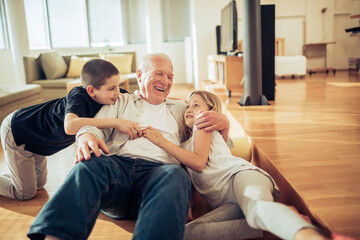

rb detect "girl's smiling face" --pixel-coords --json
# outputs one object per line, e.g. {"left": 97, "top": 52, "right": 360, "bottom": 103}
{"left": 184, "top": 94, "right": 211, "bottom": 128}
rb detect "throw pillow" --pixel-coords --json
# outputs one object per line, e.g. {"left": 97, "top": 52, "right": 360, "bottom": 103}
{"left": 102, "top": 53, "right": 133, "bottom": 74}
{"left": 66, "top": 56, "right": 94, "bottom": 78}
{"left": 38, "top": 51, "right": 68, "bottom": 79}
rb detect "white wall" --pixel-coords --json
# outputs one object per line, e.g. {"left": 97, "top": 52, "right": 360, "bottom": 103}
{"left": 0, "top": 50, "right": 16, "bottom": 85}
{"left": 334, "top": 0, "right": 360, "bottom": 65}
{"left": 258, "top": 0, "right": 306, "bottom": 56}
{"left": 5, "top": 0, "right": 29, "bottom": 85}
{"left": 190, "top": 0, "right": 228, "bottom": 89}
{"left": 305, "top": 0, "right": 335, "bottom": 44}
{"left": 275, "top": 18, "right": 305, "bottom": 56}
{"left": 144, "top": 0, "right": 187, "bottom": 85}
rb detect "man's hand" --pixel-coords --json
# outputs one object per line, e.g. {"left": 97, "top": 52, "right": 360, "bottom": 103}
{"left": 195, "top": 111, "right": 229, "bottom": 132}
{"left": 76, "top": 133, "right": 109, "bottom": 163}
{"left": 195, "top": 111, "right": 230, "bottom": 142}
{"left": 113, "top": 119, "right": 143, "bottom": 140}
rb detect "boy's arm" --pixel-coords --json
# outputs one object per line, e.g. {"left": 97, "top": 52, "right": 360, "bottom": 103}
{"left": 64, "top": 113, "right": 142, "bottom": 139}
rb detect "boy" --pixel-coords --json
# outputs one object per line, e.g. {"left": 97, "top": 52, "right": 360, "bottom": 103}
{"left": 0, "top": 59, "right": 131, "bottom": 200}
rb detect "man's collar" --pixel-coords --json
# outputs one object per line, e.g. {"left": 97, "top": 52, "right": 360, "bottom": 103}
{"left": 132, "top": 90, "right": 172, "bottom": 105}
{"left": 133, "top": 90, "right": 142, "bottom": 102}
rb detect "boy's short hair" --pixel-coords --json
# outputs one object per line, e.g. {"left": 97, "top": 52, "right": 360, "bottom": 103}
{"left": 81, "top": 59, "right": 119, "bottom": 89}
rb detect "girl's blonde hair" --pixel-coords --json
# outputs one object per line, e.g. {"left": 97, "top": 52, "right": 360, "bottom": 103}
{"left": 180, "top": 90, "right": 222, "bottom": 142}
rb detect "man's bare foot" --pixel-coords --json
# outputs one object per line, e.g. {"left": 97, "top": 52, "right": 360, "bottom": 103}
{"left": 45, "top": 235, "right": 62, "bottom": 240}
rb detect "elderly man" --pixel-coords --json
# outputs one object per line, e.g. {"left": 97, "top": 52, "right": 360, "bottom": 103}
{"left": 27, "top": 53, "right": 230, "bottom": 240}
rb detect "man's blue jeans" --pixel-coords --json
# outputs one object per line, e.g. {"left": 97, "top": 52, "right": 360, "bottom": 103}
{"left": 27, "top": 155, "right": 191, "bottom": 240}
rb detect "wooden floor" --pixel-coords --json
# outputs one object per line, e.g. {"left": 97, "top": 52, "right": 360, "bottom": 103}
{"left": 0, "top": 73, "right": 360, "bottom": 239}
{"left": 208, "top": 71, "right": 360, "bottom": 239}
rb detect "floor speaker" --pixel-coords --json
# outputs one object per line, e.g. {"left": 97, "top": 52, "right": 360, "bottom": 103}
{"left": 261, "top": 5, "right": 275, "bottom": 100}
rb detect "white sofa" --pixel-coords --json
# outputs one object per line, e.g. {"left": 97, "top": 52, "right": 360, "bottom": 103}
{"left": 275, "top": 56, "right": 307, "bottom": 78}
{"left": 0, "top": 84, "right": 42, "bottom": 123}
{"left": 23, "top": 51, "right": 137, "bottom": 102}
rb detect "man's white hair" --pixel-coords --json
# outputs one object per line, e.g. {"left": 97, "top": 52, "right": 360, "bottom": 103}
{"left": 138, "top": 53, "right": 172, "bottom": 72}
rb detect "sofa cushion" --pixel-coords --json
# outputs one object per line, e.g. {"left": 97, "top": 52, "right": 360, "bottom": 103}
{"left": 38, "top": 51, "right": 68, "bottom": 79}
{"left": 23, "top": 56, "right": 45, "bottom": 84}
{"left": 66, "top": 56, "right": 95, "bottom": 78}
{"left": 230, "top": 136, "right": 251, "bottom": 162}
{"left": 32, "top": 78, "right": 76, "bottom": 88}
{"left": 102, "top": 53, "right": 133, "bottom": 74}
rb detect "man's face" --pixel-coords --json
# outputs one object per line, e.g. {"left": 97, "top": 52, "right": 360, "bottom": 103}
{"left": 137, "top": 56, "right": 174, "bottom": 105}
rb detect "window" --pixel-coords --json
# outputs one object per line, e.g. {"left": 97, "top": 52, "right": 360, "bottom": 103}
{"left": 88, "top": 0, "right": 125, "bottom": 47}
{"left": 24, "top": 0, "right": 128, "bottom": 49}
{"left": 161, "top": 0, "right": 190, "bottom": 42}
{"left": 47, "top": 0, "right": 88, "bottom": 48}
{"left": 24, "top": 0, "right": 49, "bottom": 49}
{"left": 0, "top": 0, "right": 8, "bottom": 49}
{"left": 122, "top": 0, "right": 146, "bottom": 44}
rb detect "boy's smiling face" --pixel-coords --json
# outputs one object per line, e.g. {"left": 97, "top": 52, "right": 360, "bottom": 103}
{"left": 89, "top": 73, "right": 121, "bottom": 105}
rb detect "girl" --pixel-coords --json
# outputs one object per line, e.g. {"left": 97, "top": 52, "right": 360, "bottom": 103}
{"left": 143, "top": 90, "right": 329, "bottom": 240}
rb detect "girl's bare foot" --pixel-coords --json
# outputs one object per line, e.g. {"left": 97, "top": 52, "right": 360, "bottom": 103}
{"left": 294, "top": 228, "right": 329, "bottom": 240}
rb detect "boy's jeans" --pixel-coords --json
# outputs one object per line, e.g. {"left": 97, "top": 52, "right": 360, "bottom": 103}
{"left": 27, "top": 155, "right": 191, "bottom": 240}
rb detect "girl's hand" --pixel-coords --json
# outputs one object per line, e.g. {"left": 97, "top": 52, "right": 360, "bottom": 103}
{"left": 142, "top": 126, "right": 166, "bottom": 147}
{"left": 113, "top": 119, "right": 142, "bottom": 140}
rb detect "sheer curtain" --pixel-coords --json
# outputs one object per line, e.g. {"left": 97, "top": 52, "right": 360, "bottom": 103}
{"left": 47, "top": 0, "right": 88, "bottom": 48}
{"left": 24, "top": 0, "right": 49, "bottom": 49}
{"left": 161, "top": 0, "right": 190, "bottom": 42}
{"left": 0, "top": 1, "right": 8, "bottom": 49}
{"left": 122, "top": 0, "right": 146, "bottom": 44}
{"left": 88, "top": 0, "right": 125, "bottom": 47}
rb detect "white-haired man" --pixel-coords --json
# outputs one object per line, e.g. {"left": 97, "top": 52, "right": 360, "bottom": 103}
{"left": 28, "top": 53, "right": 230, "bottom": 240}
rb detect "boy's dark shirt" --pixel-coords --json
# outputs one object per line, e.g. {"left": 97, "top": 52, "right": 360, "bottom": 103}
{"left": 11, "top": 86, "right": 128, "bottom": 156}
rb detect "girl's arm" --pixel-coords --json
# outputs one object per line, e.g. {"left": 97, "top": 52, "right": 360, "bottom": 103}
{"left": 194, "top": 111, "right": 229, "bottom": 143}
{"left": 64, "top": 113, "right": 142, "bottom": 139}
{"left": 143, "top": 126, "right": 212, "bottom": 172}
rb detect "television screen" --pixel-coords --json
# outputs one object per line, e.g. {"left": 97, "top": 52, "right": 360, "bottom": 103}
{"left": 220, "top": 0, "right": 238, "bottom": 54}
